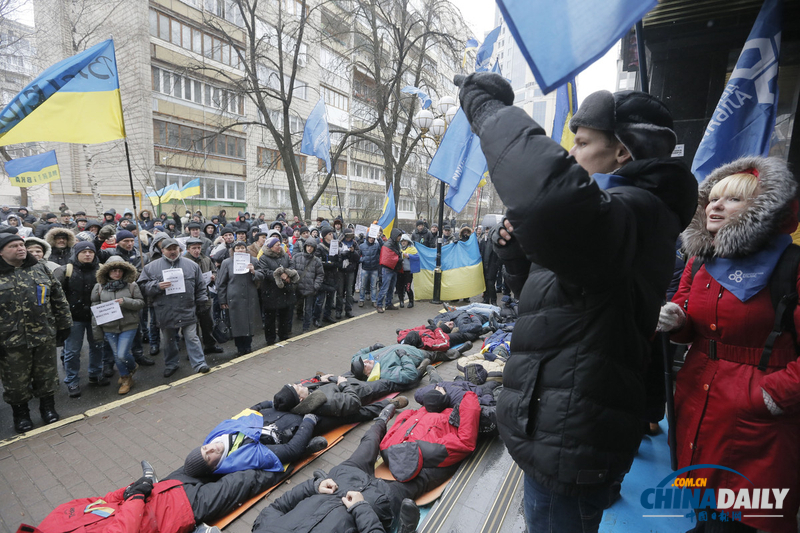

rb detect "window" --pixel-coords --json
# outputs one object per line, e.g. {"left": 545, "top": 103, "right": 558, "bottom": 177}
{"left": 321, "top": 85, "right": 348, "bottom": 111}
{"left": 151, "top": 66, "right": 244, "bottom": 114}
{"left": 257, "top": 147, "right": 307, "bottom": 172}
{"left": 150, "top": 9, "right": 243, "bottom": 69}
{"left": 318, "top": 159, "right": 347, "bottom": 174}
{"left": 257, "top": 65, "right": 308, "bottom": 99}
{"left": 260, "top": 187, "right": 293, "bottom": 207}
{"left": 154, "top": 119, "right": 245, "bottom": 160}
{"left": 353, "top": 162, "right": 384, "bottom": 181}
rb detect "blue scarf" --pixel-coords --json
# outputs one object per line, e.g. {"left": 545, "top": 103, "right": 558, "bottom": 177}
{"left": 704, "top": 234, "right": 792, "bottom": 302}
{"left": 593, "top": 173, "right": 632, "bottom": 190}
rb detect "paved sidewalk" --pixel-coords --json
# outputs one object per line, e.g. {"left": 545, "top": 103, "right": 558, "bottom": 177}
{"left": 0, "top": 301, "right": 470, "bottom": 533}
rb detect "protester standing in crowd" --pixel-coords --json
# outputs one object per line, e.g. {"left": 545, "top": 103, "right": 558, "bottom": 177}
{"left": 138, "top": 239, "right": 211, "bottom": 377}
{"left": 376, "top": 228, "right": 403, "bottom": 313}
{"left": 0, "top": 233, "right": 72, "bottom": 433}
{"left": 183, "top": 237, "right": 223, "bottom": 355}
{"left": 24, "top": 236, "right": 60, "bottom": 273}
{"left": 358, "top": 233, "right": 381, "bottom": 307}
{"left": 457, "top": 71, "right": 697, "bottom": 531}
{"left": 335, "top": 228, "right": 360, "bottom": 319}
{"left": 396, "top": 235, "right": 417, "bottom": 308}
{"left": 293, "top": 237, "right": 324, "bottom": 333}
{"left": 659, "top": 157, "right": 800, "bottom": 533}
{"left": 45, "top": 227, "right": 75, "bottom": 267}
{"left": 314, "top": 228, "right": 340, "bottom": 326}
{"left": 91, "top": 256, "right": 145, "bottom": 395}
{"left": 217, "top": 241, "right": 264, "bottom": 356}
{"left": 411, "top": 220, "right": 435, "bottom": 248}
{"left": 259, "top": 236, "right": 299, "bottom": 345}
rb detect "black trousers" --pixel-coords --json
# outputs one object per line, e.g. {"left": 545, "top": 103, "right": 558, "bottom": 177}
{"left": 264, "top": 306, "right": 293, "bottom": 344}
{"left": 196, "top": 306, "right": 216, "bottom": 347}
{"left": 265, "top": 417, "right": 315, "bottom": 463}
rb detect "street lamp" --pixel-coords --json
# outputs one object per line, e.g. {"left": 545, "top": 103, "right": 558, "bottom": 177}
{"left": 413, "top": 96, "right": 459, "bottom": 304}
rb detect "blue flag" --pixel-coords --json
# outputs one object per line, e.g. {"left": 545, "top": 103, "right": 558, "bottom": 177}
{"left": 401, "top": 86, "right": 432, "bottom": 110}
{"left": 475, "top": 26, "right": 501, "bottom": 72}
{"left": 4, "top": 150, "right": 60, "bottom": 187}
{"left": 691, "top": 0, "right": 781, "bottom": 182}
{"left": 496, "top": 0, "right": 657, "bottom": 93}
{"left": 377, "top": 184, "right": 396, "bottom": 235}
{"left": 427, "top": 109, "right": 488, "bottom": 213}
{"left": 300, "top": 99, "right": 332, "bottom": 173}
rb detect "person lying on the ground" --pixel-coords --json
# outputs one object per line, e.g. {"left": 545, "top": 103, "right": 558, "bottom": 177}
{"left": 349, "top": 339, "right": 471, "bottom": 389}
{"left": 182, "top": 409, "right": 328, "bottom": 478}
{"left": 272, "top": 375, "right": 404, "bottom": 421}
{"left": 415, "top": 367, "right": 501, "bottom": 434}
{"left": 380, "top": 386, "right": 481, "bottom": 483}
{"left": 396, "top": 325, "right": 478, "bottom": 353}
{"left": 252, "top": 405, "right": 455, "bottom": 533}
{"left": 22, "top": 462, "right": 288, "bottom": 533}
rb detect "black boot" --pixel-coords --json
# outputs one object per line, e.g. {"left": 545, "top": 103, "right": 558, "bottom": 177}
{"left": 408, "top": 291, "right": 414, "bottom": 308}
{"left": 375, "top": 403, "right": 396, "bottom": 423}
{"left": 397, "top": 498, "right": 420, "bottom": 533}
{"left": 11, "top": 403, "right": 33, "bottom": 433}
{"left": 39, "top": 395, "right": 60, "bottom": 425}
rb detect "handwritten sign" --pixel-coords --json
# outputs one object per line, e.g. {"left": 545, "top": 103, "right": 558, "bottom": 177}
{"left": 355, "top": 224, "right": 368, "bottom": 237}
{"left": 233, "top": 252, "right": 250, "bottom": 274}
{"left": 91, "top": 300, "right": 123, "bottom": 325}
{"left": 163, "top": 268, "right": 185, "bottom": 294}
{"left": 368, "top": 224, "right": 380, "bottom": 239}
{"left": 201, "top": 270, "right": 213, "bottom": 286}
{"left": 329, "top": 239, "right": 339, "bottom": 256}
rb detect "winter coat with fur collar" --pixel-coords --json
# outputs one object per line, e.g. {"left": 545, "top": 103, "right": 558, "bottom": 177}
{"left": 671, "top": 156, "right": 800, "bottom": 533}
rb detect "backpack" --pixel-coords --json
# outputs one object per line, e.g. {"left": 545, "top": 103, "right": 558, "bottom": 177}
{"left": 688, "top": 243, "right": 800, "bottom": 370}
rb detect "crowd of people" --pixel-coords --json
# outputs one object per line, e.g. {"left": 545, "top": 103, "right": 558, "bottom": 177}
{"left": 0, "top": 203, "right": 504, "bottom": 436}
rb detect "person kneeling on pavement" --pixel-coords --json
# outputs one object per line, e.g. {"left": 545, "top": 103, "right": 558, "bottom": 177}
{"left": 21, "top": 461, "right": 289, "bottom": 533}
{"left": 183, "top": 409, "right": 328, "bottom": 478}
{"left": 252, "top": 405, "right": 450, "bottom": 533}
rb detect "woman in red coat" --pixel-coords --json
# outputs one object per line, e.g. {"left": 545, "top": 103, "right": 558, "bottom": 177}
{"left": 659, "top": 156, "right": 800, "bottom": 533}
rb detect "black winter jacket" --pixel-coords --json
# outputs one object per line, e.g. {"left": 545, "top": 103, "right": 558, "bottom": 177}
{"left": 54, "top": 259, "right": 99, "bottom": 323}
{"left": 259, "top": 247, "right": 297, "bottom": 309}
{"left": 315, "top": 241, "right": 340, "bottom": 289}
{"left": 292, "top": 250, "right": 323, "bottom": 297}
{"left": 411, "top": 227, "right": 435, "bottom": 248}
{"left": 253, "top": 468, "right": 391, "bottom": 533}
{"left": 478, "top": 105, "right": 697, "bottom": 496}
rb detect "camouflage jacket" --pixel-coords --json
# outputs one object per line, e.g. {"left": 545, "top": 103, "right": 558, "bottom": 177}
{"left": 0, "top": 254, "right": 72, "bottom": 348}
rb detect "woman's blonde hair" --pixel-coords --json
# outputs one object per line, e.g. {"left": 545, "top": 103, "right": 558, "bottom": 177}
{"left": 708, "top": 173, "right": 759, "bottom": 202}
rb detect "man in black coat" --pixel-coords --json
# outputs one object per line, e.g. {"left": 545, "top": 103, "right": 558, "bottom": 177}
{"left": 456, "top": 73, "right": 698, "bottom": 531}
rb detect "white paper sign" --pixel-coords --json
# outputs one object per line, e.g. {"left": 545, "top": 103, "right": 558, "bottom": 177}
{"left": 671, "top": 144, "right": 685, "bottom": 158}
{"left": 163, "top": 268, "right": 185, "bottom": 294}
{"left": 18, "top": 226, "right": 32, "bottom": 237}
{"left": 368, "top": 224, "right": 380, "bottom": 238}
{"left": 355, "top": 224, "right": 369, "bottom": 237}
{"left": 91, "top": 300, "right": 123, "bottom": 325}
{"left": 175, "top": 237, "right": 189, "bottom": 251}
{"left": 259, "top": 223, "right": 271, "bottom": 234}
{"left": 233, "top": 252, "right": 250, "bottom": 274}
{"left": 201, "top": 270, "right": 213, "bottom": 286}
{"left": 329, "top": 239, "right": 339, "bottom": 256}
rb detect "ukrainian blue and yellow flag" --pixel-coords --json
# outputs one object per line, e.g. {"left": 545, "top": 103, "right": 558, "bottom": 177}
{"left": 180, "top": 178, "right": 201, "bottom": 199}
{"left": 463, "top": 38, "right": 479, "bottom": 67}
{"left": 4, "top": 150, "right": 60, "bottom": 187}
{"left": 377, "top": 184, "right": 396, "bottom": 235}
{"left": 147, "top": 183, "right": 180, "bottom": 206}
{"left": 0, "top": 39, "right": 125, "bottom": 147}
{"left": 414, "top": 233, "right": 485, "bottom": 300}
{"left": 551, "top": 78, "right": 577, "bottom": 149}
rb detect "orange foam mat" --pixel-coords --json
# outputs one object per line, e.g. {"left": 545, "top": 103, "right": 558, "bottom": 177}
{"left": 374, "top": 463, "right": 451, "bottom": 506}
{"left": 211, "top": 392, "right": 400, "bottom": 529}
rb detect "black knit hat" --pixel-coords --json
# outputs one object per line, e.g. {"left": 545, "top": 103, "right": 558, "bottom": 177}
{"left": 402, "top": 330, "right": 423, "bottom": 348}
{"left": 422, "top": 389, "right": 449, "bottom": 413}
{"left": 73, "top": 241, "right": 96, "bottom": 255}
{"left": 321, "top": 227, "right": 333, "bottom": 238}
{"left": 351, "top": 357, "right": 366, "bottom": 379}
{"left": 273, "top": 384, "right": 300, "bottom": 411}
{"left": 184, "top": 447, "right": 214, "bottom": 478}
{"left": 220, "top": 227, "right": 234, "bottom": 235}
{"left": 0, "top": 233, "right": 23, "bottom": 251}
{"left": 299, "top": 226, "right": 310, "bottom": 234}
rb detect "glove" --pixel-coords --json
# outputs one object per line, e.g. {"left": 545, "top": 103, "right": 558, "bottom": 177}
{"left": 455, "top": 72, "right": 515, "bottom": 133}
{"left": 369, "top": 343, "right": 384, "bottom": 352}
{"left": 56, "top": 328, "right": 71, "bottom": 346}
{"left": 123, "top": 477, "right": 153, "bottom": 501}
{"left": 303, "top": 413, "right": 319, "bottom": 424}
{"left": 657, "top": 302, "right": 686, "bottom": 332}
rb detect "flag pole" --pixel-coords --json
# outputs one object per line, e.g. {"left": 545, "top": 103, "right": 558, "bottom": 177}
{"left": 634, "top": 20, "right": 649, "bottom": 93}
{"left": 124, "top": 139, "right": 147, "bottom": 267}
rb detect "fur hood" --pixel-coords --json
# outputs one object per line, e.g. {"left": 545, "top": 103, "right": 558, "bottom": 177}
{"left": 24, "top": 236, "right": 52, "bottom": 259}
{"left": 261, "top": 245, "right": 284, "bottom": 259}
{"left": 682, "top": 156, "right": 798, "bottom": 259}
{"left": 96, "top": 257, "right": 138, "bottom": 284}
{"left": 45, "top": 227, "right": 76, "bottom": 248}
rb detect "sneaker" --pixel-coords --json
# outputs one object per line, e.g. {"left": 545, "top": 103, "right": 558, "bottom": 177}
{"left": 141, "top": 460, "right": 159, "bottom": 483}
{"left": 358, "top": 301, "right": 364, "bottom": 307}
{"left": 67, "top": 383, "right": 81, "bottom": 398}
{"left": 88, "top": 375, "right": 110, "bottom": 387}
{"left": 193, "top": 524, "right": 222, "bottom": 533}
{"left": 427, "top": 366, "right": 443, "bottom": 384}
{"left": 305, "top": 436, "right": 328, "bottom": 455}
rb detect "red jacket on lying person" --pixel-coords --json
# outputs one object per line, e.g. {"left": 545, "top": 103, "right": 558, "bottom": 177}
{"left": 379, "top": 391, "right": 480, "bottom": 482}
